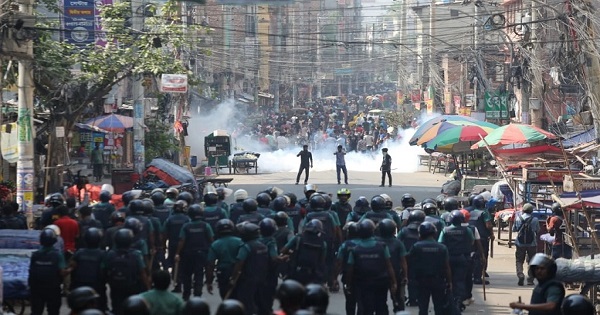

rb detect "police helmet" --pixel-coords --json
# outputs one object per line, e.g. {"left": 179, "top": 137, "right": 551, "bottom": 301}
{"left": 422, "top": 202, "right": 438, "bottom": 216}
{"left": 216, "top": 300, "right": 245, "bottom": 315}
{"left": 408, "top": 210, "right": 426, "bottom": 224}
{"left": 188, "top": 204, "right": 204, "bottom": 220}
{"left": 259, "top": 218, "right": 277, "bottom": 237}
{"left": 49, "top": 193, "right": 65, "bottom": 207}
{"left": 435, "top": 194, "right": 446, "bottom": 209}
{"left": 304, "top": 184, "right": 318, "bottom": 195}
{"left": 529, "top": 253, "right": 557, "bottom": 278}
{"left": 67, "top": 286, "right": 99, "bottom": 312}
{"left": 370, "top": 195, "right": 386, "bottom": 211}
{"left": 276, "top": 280, "right": 307, "bottom": 309}
{"left": 123, "top": 295, "right": 150, "bottom": 315}
{"left": 216, "top": 187, "right": 228, "bottom": 200}
{"left": 378, "top": 219, "right": 397, "bottom": 238}
{"left": 418, "top": 221, "right": 437, "bottom": 239}
{"left": 380, "top": 194, "right": 393, "bottom": 209}
{"left": 472, "top": 195, "right": 486, "bottom": 209}
{"left": 273, "top": 196, "right": 288, "bottom": 211}
{"left": 173, "top": 200, "right": 188, "bottom": 213}
{"left": 305, "top": 219, "right": 323, "bottom": 233}
{"left": 84, "top": 227, "right": 103, "bottom": 248}
{"left": 40, "top": 228, "right": 58, "bottom": 246}
{"left": 444, "top": 197, "right": 459, "bottom": 211}
{"left": 121, "top": 191, "right": 137, "bottom": 206}
{"left": 274, "top": 211, "right": 289, "bottom": 226}
{"left": 467, "top": 193, "right": 478, "bottom": 206}
{"left": 151, "top": 191, "right": 166, "bottom": 206}
{"left": 124, "top": 217, "right": 143, "bottom": 235}
{"left": 401, "top": 194, "right": 416, "bottom": 208}
{"left": 358, "top": 219, "right": 376, "bottom": 239}
{"left": 449, "top": 210, "right": 465, "bottom": 226}
{"left": 561, "top": 294, "right": 594, "bottom": 315}
{"left": 141, "top": 199, "right": 154, "bottom": 215}
{"left": 128, "top": 199, "right": 145, "bottom": 215}
{"left": 166, "top": 187, "right": 179, "bottom": 199}
{"left": 337, "top": 188, "right": 351, "bottom": 199}
{"left": 551, "top": 202, "right": 563, "bottom": 215}
{"left": 242, "top": 198, "right": 258, "bottom": 213}
{"left": 441, "top": 212, "right": 452, "bottom": 226}
{"left": 114, "top": 228, "right": 134, "bottom": 249}
{"left": 522, "top": 203, "right": 534, "bottom": 214}
{"left": 310, "top": 194, "right": 326, "bottom": 211}
{"left": 178, "top": 191, "right": 194, "bottom": 205}
{"left": 216, "top": 219, "right": 235, "bottom": 235}
{"left": 421, "top": 198, "right": 436, "bottom": 208}
{"left": 265, "top": 186, "right": 283, "bottom": 200}
{"left": 319, "top": 193, "right": 333, "bottom": 210}
{"left": 99, "top": 190, "right": 111, "bottom": 202}
{"left": 234, "top": 189, "right": 249, "bottom": 201}
{"left": 354, "top": 196, "right": 370, "bottom": 214}
{"left": 110, "top": 211, "right": 126, "bottom": 224}
{"left": 183, "top": 297, "right": 210, "bottom": 315}
{"left": 460, "top": 209, "right": 471, "bottom": 222}
{"left": 47, "top": 224, "right": 61, "bottom": 236}
{"left": 346, "top": 222, "right": 359, "bottom": 239}
{"left": 256, "top": 193, "right": 272, "bottom": 207}
{"left": 304, "top": 283, "right": 329, "bottom": 315}
{"left": 203, "top": 193, "right": 219, "bottom": 206}
{"left": 238, "top": 222, "right": 261, "bottom": 241}
{"left": 284, "top": 192, "right": 298, "bottom": 206}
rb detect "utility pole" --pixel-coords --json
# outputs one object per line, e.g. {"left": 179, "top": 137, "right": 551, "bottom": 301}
{"left": 273, "top": 6, "right": 282, "bottom": 112}
{"left": 17, "top": 0, "right": 35, "bottom": 223}
{"left": 581, "top": 0, "right": 600, "bottom": 137}
{"left": 428, "top": 0, "right": 435, "bottom": 108}
{"left": 397, "top": 0, "right": 406, "bottom": 93}
{"left": 316, "top": 16, "right": 322, "bottom": 99}
{"left": 131, "top": 0, "right": 145, "bottom": 175}
{"left": 529, "top": 0, "right": 543, "bottom": 127}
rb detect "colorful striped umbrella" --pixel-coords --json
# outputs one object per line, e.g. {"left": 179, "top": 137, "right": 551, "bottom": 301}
{"left": 471, "top": 123, "right": 557, "bottom": 149}
{"left": 416, "top": 121, "right": 497, "bottom": 146}
{"left": 422, "top": 125, "right": 496, "bottom": 149}
{"left": 84, "top": 113, "right": 134, "bottom": 133}
{"left": 409, "top": 115, "right": 498, "bottom": 145}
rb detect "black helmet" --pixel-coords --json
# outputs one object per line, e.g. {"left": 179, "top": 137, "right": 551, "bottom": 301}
{"left": 265, "top": 187, "right": 281, "bottom": 200}
{"left": 529, "top": 253, "right": 557, "bottom": 278}
{"left": 310, "top": 194, "right": 326, "bottom": 210}
{"left": 422, "top": 202, "right": 438, "bottom": 216}
{"left": 188, "top": 204, "right": 204, "bottom": 220}
{"left": 377, "top": 219, "right": 397, "bottom": 238}
{"left": 40, "top": 228, "right": 58, "bottom": 246}
{"left": 354, "top": 196, "right": 370, "bottom": 214}
{"left": 358, "top": 219, "right": 376, "bottom": 239}
{"left": 467, "top": 193, "right": 478, "bottom": 206}
{"left": 242, "top": 198, "right": 258, "bottom": 213}
{"left": 141, "top": 199, "right": 154, "bottom": 215}
{"left": 123, "top": 295, "right": 150, "bottom": 315}
{"left": 256, "top": 193, "right": 272, "bottom": 207}
{"left": 370, "top": 195, "right": 386, "bottom": 211}
{"left": 401, "top": 194, "right": 416, "bottom": 208}
{"left": 110, "top": 211, "right": 126, "bottom": 224}
{"left": 273, "top": 196, "right": 288, "bottom": 211}
{"left": 284, "top": 192, "right": 298, "bottom": 205}
{"left": 449, "top": 210, "right": 464, "bottom": 226}
{"left": 319, "top": 193, "right": 333, "bottom": 210}
{"left": 183, "top": 297, "right": 210, "bottom": 315}
{"left": 121, "top": 191, "right": 137, "bottom": 206}
{"left": 128, "top": 199, "right": 145, "bottom": 215}
{"left": 421, "top": 198, "right": 436, "bottom": 207}
{"left": 173, "top": 200, "right": 188, "bottom": 213}
{"left": 84, "top": 227, "right": 103, "bottom": 248}
{"left": 419, "top": 221, "right": 437, "bottom": 239}
{"left": 346, "top": 222, "right": 359, "bottom": 239}
{"left": 124, "top": 217, "right": 142, "bottom": 235}
{"left": 216, "top": 187, "right": 227, "bottom": 200}
{"left": 551, "top": 202, "right": 562, "bottom": 215}
{"left": 441, "top": 212, "right": 452, "bottom": 225}
{"left": 472, "top": 195, "right": 486, "bottom": 209}
{"left": 178, "top": 191, "right": 194, "bottom": 205}
{"left": 238, "top": 222, "right": 261, "bottom": 241}
{"left": 259, "top": 218, "right": 277, "bottom": 237}
{"left": 151, "top": 191, "right": 166, "bottom": 206}
{"left": 216, "top": 300, "right": 245, "bottom": 315}
{"left": 435, "top": 194, "right": 446, "bottom": 209}
{"left": 444, "top": 197, "right": 459, "bottom": 211}
{"left": 276, "top": 280, "right": 306, "bottom": 309}
{"left": 408, "top": 210, "right": 426, "bottom": 224}
{"left": 561, "top": 294, "right": 594, "bottom": 315}
{"left": 166, "top": 187, "right": 179, "bottom": 199}
{"left": 49, "top": 193, "right": 65, "bottom": 207}
{"left": 114, "top": 228, "right": 134, "bottom": 249}
{"left": 99, "top": 190, "right": 111, "bottom": 202}
{"left": 380, "top": 194, "right": 393, "bottom": 209}
{"left": 67, "top": 286, "right": 99, "bottom": 312}
{"left": 274, "top": 211, "right": 289, "bottom": 226}
{"left": 304, "top": 283, "right": 329, "bottom": 314}
{"left": 216, "top": 219, "right": 235, "bottom": 235}
{"left": 304, "top": 219, "right": 323, "bottom": 233}
{"left": 203, "top": 193, "right": 219, "bottom": 206}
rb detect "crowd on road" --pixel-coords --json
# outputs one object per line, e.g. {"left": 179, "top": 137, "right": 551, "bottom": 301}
{"left": 0, "top": 182, "right": 596, "bottom": 315}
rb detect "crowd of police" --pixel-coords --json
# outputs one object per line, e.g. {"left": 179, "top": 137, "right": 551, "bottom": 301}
{"left": 12, "top": 183, "right": 599, "bottom": 315}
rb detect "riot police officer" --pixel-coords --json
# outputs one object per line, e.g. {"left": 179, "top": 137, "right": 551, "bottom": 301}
{"left": 284, "top": 192, "right": 304, "bottom": 232}
{"left": 422, "top": 202, "right": 444, "bottom": 239}
{"left": 164, "top": 187, "right": 179, "bottom": 207}
{"left": 398, "top": 209, "right": 426, "bottom": 307}
{"left": 275, "top": 280, "right": 307, "bottom": 315}
{"left": 282, "top": 219, "right": 327, "bottom": 285}
{"left": 151, "top": 191, "right": 170, "bottom": 225}
{"left": 469, "top": 194, "right": 493, "bottom": 285}
{"left": 206, "top": 219, "right": 244, "bottom": 299}
{"left": 128, "top": 200, "right": 155, "bottom": 255}
{"left": 203, "top": 192, "right": 229, "bottom": 230}
{"left": 175, "top": 204, "right": 214, "bottom": 300}
{"left": 124, "top": 217, "right": 150, "bottom": 268}
{"left": 273, "top": 196, "right": 297, "bottom": 234}
{"left": 399, "top": 193, "right": 416, "bottom": 227}
{"left": 273, "top": 211, "right": 294, "bottom": 279}
{"left": 69, "top": 228, "right": 107, "bottom": 311}
{"left": 299, "top": 184, "right": 318, "bottom": 211}
{"left": 561, "top": 294, "right": 594, "bottom": 315}
{"left": 229, "top": 189, "right": 248, "bottom": 224}
{"left": 40, "top": 193, "right": 66, "bottom": 228}
{"left": 67, "top": 286, "right": 100, "bottom": 315}
{"left": 377, "top": 219, "right": 407, "bottom": 311}
{"left": 332, "top": 188, "right": 353, "bottom": 228}
{"left": 362, "top": 195, "right": 393, "bottom": 227}
{"left": 183, "top": 297, "right": 210, "bottom": 315}
{"left": 346, "top": 196, "right": 370, "bottom": 224}
{"left": 216, "top": 187, "right": 231, "bottom": 216}
{"left": 256, "top": 193, "right": 274, "bottom": 217}
{"left": 216, "top": 300, "right": 246, "bottom": 315}
{"left": 334, "top": 222, "right": 359, "bottom": 315}
{"left": 258, "top": 218, "right": 282, "bottom": 315}
{"left": 304, "top": 283, "right": 330, "bottom": 315}
{"left": 105, "top": 211, "right": 126, "bottom": 249}
{"left": 163, "top": 199, "right": 190, "bottom": 292}
{"left": 237, "top": 198, "right": 265, "bottom": 225}
{"left": 380, "top": 194, "right": 402, "bottom": 228}
{"left": 178, "top": 191, "right": 195, "bottom": 207}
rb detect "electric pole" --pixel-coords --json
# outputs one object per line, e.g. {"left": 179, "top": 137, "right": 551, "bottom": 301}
{"left": 529, "top": 0, "right": 543, "bottom": 127}
{"left": 274, "top": 6, "right": 282, "bottom": 112}
{"left": 131, "top": 0, "right": 145, "bottom": 175}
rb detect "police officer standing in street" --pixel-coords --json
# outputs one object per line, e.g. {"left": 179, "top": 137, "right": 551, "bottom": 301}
{"left": 202, "top": 192, "right": 229, "bottom": 230}
{"left": 361, "top": 196, "right": 393, "bottom": 227}
{"left": 398, "top": 209, "right": 425, "bottom": 307}
{"left": 229, "top": 189, "right": 248, "bottom": 224}
{"left": 379, "top": 148, "right": 392, "bottom": 187}
{"left": 69, "top": 228, "right": 107, "bottom": 312}
{"left": 163, "top": 200, "right": 190, "bottom": 292}
{"left": 332, "top": 189, "right": 353, "bottom": 229}
{"left": 469, "top": 194, "right": 494, "bottom": 285}
{"left": 281, "top": 219, "right": 328, "bottom": 285}
{"left": 399, "top": 194, "right": 416, "bottom": 227}
{"left": 296, "top": 144, "right": 313, "bottom": 185}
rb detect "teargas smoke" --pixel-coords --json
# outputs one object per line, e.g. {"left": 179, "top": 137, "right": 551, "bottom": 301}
{"left": 188, "top": 99, "right": 429, "bottom": 174}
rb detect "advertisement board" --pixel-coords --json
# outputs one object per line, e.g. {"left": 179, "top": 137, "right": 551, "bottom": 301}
{"left": 63, "top": 0, "right": 95, "bottom": 46}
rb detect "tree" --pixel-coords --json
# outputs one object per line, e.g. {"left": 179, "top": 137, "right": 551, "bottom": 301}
{"left": 27, "top": 0, "right": 198, "bottom": 192}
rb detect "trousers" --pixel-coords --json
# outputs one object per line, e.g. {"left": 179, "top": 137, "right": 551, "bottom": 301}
{"left": 551, "top": 243, "right": 572, "bottom": 259}
{"left": 356, "top": 284, "right": 389, "bottom": 315}
{"left": 449, "top": 255, "right": 467, "bottom": 304}
{"left": 381, "top": 170, "right": 392, "bottom": 186}
{"left": 296, "top": 165, "right": 310, "bottom": 183}
{"left": 515, "top": 245, "right": 536, "bottom": 280}
{"left": 337, "top": 164, "right": 348, "bottom": 183}
{"left": 416, "top": 277, "right": 446, "bottom": 315}
{"left": 473, "top": 237, "right": 489, "bottom": 280}
{"left": 180, "top": 254, "right": 206, "bottom": 299}
{"left": 217, "top": 267, "right": 233, "bottom": 299}
{"left": 30, "top": 286, "right": 62, "bottom": 315}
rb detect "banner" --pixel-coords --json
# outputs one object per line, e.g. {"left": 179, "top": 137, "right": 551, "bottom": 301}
{"left": 444, "top": 92, "right": 452, "bottom": 114}
{"left": 94, "top": 0, "right": 113, "bottom": 46}
{"left": 426, "top": 99, "right": 434, "bottom": 115}
{"left": 1, "top": 123, "right": 18, "bottom": 163}
{"left": 63, "top": 0, "right": 95, "bottom": 46}
{"left": 160, "top": 74, "right": 188, "bottom": 93}
{"left": 484, "top": 91, "right": 509, "bottom": 119}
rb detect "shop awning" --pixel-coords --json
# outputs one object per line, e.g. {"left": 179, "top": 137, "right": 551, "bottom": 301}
{"left": 562, "top": 128, "right": 595, "bottom": 148}
{"left": 554, "top": 191, "right": 600, "bottom": 208}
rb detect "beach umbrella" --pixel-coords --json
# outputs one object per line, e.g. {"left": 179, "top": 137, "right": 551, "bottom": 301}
{"left": 422, "top": 125, "right": 495, "bottom": 149}
{"left": 416, "top": 121, "right": 497, "bottom": 146}
{"left": 410, "top": 115, "right": 498, "bottom": 145}
{"left": 471, "top": 123, "right": 557, "bottom": 149}
{"left": 84, "top": 114, "right": 134, "bottom": 133}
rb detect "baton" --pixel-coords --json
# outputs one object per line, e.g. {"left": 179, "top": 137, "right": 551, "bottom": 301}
{"left": 224, "top": 272, "right": 241, "bottom": 300}
{"left": 490, "top": 238, "right": 494, "bottom": 259}
{"left": 482, "top": 268, "right": 487, "bottom": 301}
{"left": 173, "top": 260, "right": 180, "bottom": 284}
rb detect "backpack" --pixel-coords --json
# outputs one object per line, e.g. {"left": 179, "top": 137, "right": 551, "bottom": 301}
{"left": 517, "top": 214, "right": 535, "bottom": 245}
{"left": 106, "top": 250, "right": 138, "bottom": 287}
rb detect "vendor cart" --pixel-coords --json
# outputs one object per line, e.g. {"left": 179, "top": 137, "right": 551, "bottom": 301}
{"left": 231, "top": 152, "right": 260, "bottom": 174}
{"left": 205, "top": 131, "right": 232, "bottom": 175}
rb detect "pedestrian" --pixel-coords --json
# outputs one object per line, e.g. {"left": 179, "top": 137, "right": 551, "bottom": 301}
{"left": 91, "top": 142, "right": 104, "bottom": 182}
{"left": 547, "top": 203, "right": 572, "bottom": 259}
{"left": 377, "top": 219, "right": 408, "bottom": 311}
{"left": 379, "top": 148, "right": 392, "bottom": 187}
{"left": 509, "top": 254, "right": 565, "bottom": 315}
{"left": 139, "top": 270, "right": 185, "bottom": 315}
{"left": 296, "top": 144, "right": 313, "bottom": 185}
{"left": 69, "top": 228, "right": 107, "bottom": 311}
{"left": 334, "top": 145, "right": 348, "bottom": 185}
{"left": 513, "top": 203, "right": 540, "bottom": 286}
{"left": 206, "top": 219, "right": 244, "bottom": 299}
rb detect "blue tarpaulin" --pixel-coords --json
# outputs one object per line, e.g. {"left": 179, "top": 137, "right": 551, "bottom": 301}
{"left": 562, "top": 128, "right": 595, "bottom": 148}
{"left": 145, "top": 159, "right": 197, "bottom": 187}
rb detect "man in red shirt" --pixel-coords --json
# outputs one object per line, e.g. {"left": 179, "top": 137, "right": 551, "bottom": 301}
{"left": 547, "top": 203, "right": 572, "bottom": 259}
{"left": 54, "top": 205, "right": 80, "bottom": 258}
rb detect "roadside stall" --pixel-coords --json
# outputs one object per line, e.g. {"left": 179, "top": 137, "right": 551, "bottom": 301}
{"left": 204, "top": 130, "right": 232, "bottom": 175}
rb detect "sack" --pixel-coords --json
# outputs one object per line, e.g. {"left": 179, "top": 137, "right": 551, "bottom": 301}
{"left": 517, "top": 214, "right": 534, "bottom": 244}
{"left": 106, "top": 250, "right": 137, "bottom": 287}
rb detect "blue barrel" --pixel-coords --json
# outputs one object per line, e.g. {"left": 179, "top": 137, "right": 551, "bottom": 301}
{"left": 191, "top": 156, "right": 198, "bottom": 167}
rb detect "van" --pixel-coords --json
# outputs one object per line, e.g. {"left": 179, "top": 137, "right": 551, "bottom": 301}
{"left": 366, "top": 109, "right": 389, "bottom": 121}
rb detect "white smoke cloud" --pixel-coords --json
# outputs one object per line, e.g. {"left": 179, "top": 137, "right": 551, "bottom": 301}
{"left": 187, "top": 99, "right": 429, "bottom": 174}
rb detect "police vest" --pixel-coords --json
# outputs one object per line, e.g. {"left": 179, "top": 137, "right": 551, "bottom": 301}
{"left": 72, "top": 248, "right": 106, "bottom": 287}
{"left": 399, "top": 224, "right": 420, "bottom": 252}
{"left": 203, "top": 207, "right": 227, "bottom": 231}
{"left": 181, "top": 221, "right": 211, "bottom": 257}
{"left": 387, "top": 210, "right": 402, "bottom": 228}
{"left": 285, "top": 205, "right": 303, "bottom": 232}
{"left": 238, "top": 212, "right": 264, "bottom": 225}
{"left": 442, "top": 226, "right": 471, "bottom": 255}
{"left": 105, "top": 249, "right": 141, "bottom": 290}
{"left": 149, "top": 217, "right": 162, "bottom": 247}
{"left": 340, "top": 240, "right": 357, "bottom": 282}
{"left": 274, "top": 227, "right": 292, "bottom": 252}
{"left": 241, "top": 240, "right": 269, "bottom": 282}
{"left": 153, "top": 205, "right": 171, "bottom": 225}
{"left": 306, "top": 211, "right": 335, "bottom": 242}
{"left": 469, "top": 210, "right": 490, "bottom": 240}
{"left": 379, "top": 237, "right": 404, "bottom": 275}
{"left": 130, "top": 215, "right": 152, "bottom": 243}
{"left": 424, "top": 216, "right": 444, "bottom": 239}
{"left": 229, "top": 202, "right": 245, "bottom": 224}
{"left": 165, "top": 214, "right": 191, "bottom": 243}
{"left": 529, "top": 280, "right": 564, "bottom": 315}
{"left": 257, "top": 207, "right": 274, "bottom": 218}
{"left": 365, "top": 210, "right": 391, "bottom": 225}
{"left": 411, "top": 241, "right": 448, "bottom": 278}
{"left": 92, "top": 203, "right": 114, "bottom": 230}
{"left": 294, "top": 232, "right": 325, "bottom": 271}
{"left": 353, "top": 241, "right": 389, "bottom": 285}
{"left": 30, "top": 249, "right": 62, "bottom": 288}
{"left": 332, "top": 202, "right": 353, "bottom": 227}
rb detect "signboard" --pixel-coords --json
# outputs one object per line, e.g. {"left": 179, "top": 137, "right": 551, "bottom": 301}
{"left": 426, "top": 99, "right": 433, "bottom": 114}
{"left": 563, "top": 175, "right": 600, "bottom": 192}
{"left": 63, "top": 0, "right": 95, "bottom": 46}
{"left": 522, "top": 168, "right": 570, "bottom": 183}
{"left": 484, "top": 91, "right": 509, "bottom": 119}
{"left": 334, "top": 68, "right": 352, "bottom": 75}
{"left": 444, "top": 92, "right": 452, "bottom": 114}
{"left": 160, "top": 74, "right": 188, "bottom": 93}
{"left": 94, "top": 0, "right": 113, "bottom": 47}
{"left": 217, "top": 0, "right": 293, "bottom": 5}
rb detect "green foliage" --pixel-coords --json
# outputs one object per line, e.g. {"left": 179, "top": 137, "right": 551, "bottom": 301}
{"left": 144, "top": 119, "right": 179, "bottom": 162}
